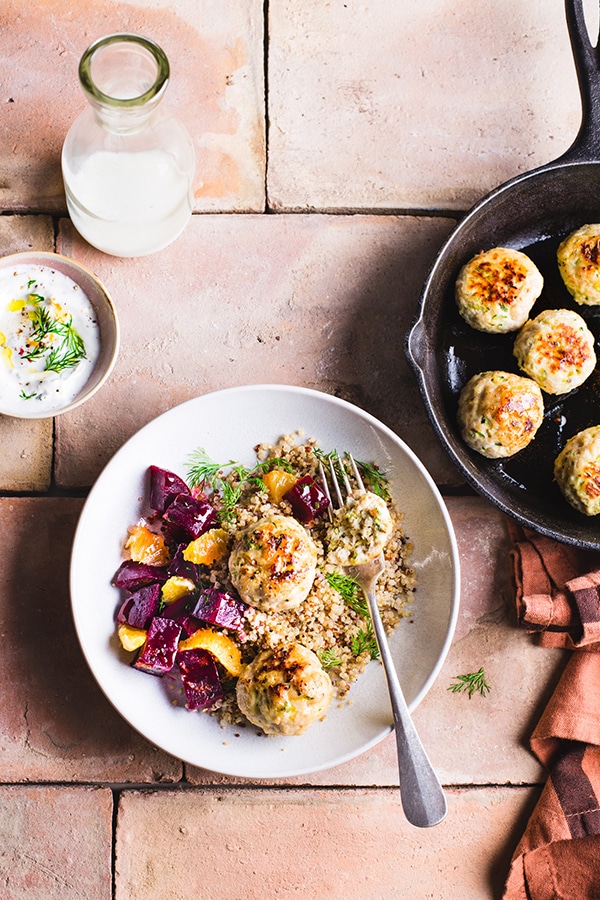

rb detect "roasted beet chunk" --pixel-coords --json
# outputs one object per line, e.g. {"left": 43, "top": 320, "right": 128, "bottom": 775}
{"left": 162, "top": 493, "right": 218, "bottom": 541}
{"left": 112, "top": 560, "right": 169, "bottom": 591}
{"left": 134, "top": 618, "right": 182, "bottom": 675}
{"left": 159, "top": 594, "right": 200, "bottom": 637}
{"left": 177, "top": 649, "right": 223, "bottom": 710}
{"left": 167, "top": 543, "right": 200, "bottom": 583}
{"left": 191, "top": 588, "right": 248, "bottom": 632}
{"left": 148, "top": 465, "right": 190, "bottom": 515}
{"left": 117, "top": 583, "right": 162, "bottom": 629}
{"left": 283, "top": 475, "right": 330, "bottom": 523}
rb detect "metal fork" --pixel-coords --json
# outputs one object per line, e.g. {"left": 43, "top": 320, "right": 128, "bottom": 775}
{"left": 319, "top": 453, "right": 447, "bottom": 828}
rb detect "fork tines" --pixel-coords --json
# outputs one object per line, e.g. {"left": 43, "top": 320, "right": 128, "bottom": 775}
{"left": 318, "top": 452, "right": 364, "bottom": 520}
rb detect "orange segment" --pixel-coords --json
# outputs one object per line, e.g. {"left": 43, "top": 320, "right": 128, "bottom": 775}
{"left": 183, "top": 528, "right": 230, "bottom": 565}
{"left": 178, "top": 627, "right": 243, "bottom": 677}
{"left": 117, "top": 623, "right": 147, "bottom": 652}
{"left": 125, "top": 523, "right": 170, "bottom": 566}
{"left": 262, "top": 468, "right": 297, "bottom": 504}
{"left": 161, "top": 576, "right": 196, "bottom": 604}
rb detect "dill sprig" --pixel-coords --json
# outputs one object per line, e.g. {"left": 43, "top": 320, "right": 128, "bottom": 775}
{"left": 448, "top": 667, "right": 490, "bottom": 699}
{"left": 186, "top": 449, "right": 230, "bottom": 489}
{"left": 255, "top": 456, "right": 294, "bottom": 475}
{"left": 318, "top": 648, "right": 343, "bottom": 669}
{"left": 325, "top": 571, "right": 378, "bottom": 659}
{"left": 23, "top": 302, "right": 86, "bottom": 374}
{"left": 355, "top": 459, "right": 390, "bottom": 501}
{"left": 352, "top": 622, "right": 379, "bottom": 660}
{"left": 186, "top": 449, "right": 291, "bottom": 523}
{"left": 325, "top": 571, "right": 367, "bottom": 616}
{"left": 44, "top": 316, "right": 86, "bottom": 374}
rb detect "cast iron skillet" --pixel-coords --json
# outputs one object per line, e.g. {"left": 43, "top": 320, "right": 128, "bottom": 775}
{"left": 406, "top": 0, "right": 600, "bottom": 549}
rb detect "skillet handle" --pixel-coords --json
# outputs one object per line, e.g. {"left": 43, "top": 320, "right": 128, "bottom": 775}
{"left": 560, "top": 0, "right": 600, "bottom": 162}
{"left": 405, "top": 316, "right": 426, "bottom": 377}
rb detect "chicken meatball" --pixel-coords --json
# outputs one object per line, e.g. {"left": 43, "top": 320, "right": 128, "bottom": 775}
{"left": 236, "top": 643, "right": 334, "bottom": 735}
{"left": 455, "top": 247, "right": 543, "bottom": 333}
{"left": 457, "top": 370, "right": 544, "bottom": 458}
{"left": 228, "top": 514, "right": 317, "bottom": 612}
{"left": 513, "top": 308, "right": 596, "bottom": 395}
{"left": 554, "top": 425, "right": 600, "bottom": 516}
{"left": 326, "top": 489, "right": 393, "bottom": 566}
{"left": 557, "top": 223, "right": 600, "bottom": 306}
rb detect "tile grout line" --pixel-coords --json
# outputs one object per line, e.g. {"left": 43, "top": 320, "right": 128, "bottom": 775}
{"left": 111, "top": 788, "right": 118, "bottom": 900}
{"left": 263, "top": 0, "right": 270, "bottom": 213}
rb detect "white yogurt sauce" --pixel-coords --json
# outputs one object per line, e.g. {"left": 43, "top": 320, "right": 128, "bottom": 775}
{"left": 0, "top": 264, "right": 101, "bottom": 415}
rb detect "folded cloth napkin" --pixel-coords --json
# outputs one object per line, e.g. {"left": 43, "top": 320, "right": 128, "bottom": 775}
{"left": 503, "top": 522, "right": 600, "bottom": 900}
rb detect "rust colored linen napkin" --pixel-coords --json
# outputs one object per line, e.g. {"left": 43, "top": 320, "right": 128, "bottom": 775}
{"left": 503, "top": 522, "right": 600, "bottom": 900}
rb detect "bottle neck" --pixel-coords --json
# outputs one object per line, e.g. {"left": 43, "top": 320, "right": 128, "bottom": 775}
{"left": 88, "top": 97, "right": 162, "bottom": 134}
{"left": 79, "top": 33, "right": 169, "bottom": 134}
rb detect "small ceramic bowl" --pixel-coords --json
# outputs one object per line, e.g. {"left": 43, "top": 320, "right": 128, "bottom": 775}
{"left": 0, "top": 251, "right": 119, "bottom": 418}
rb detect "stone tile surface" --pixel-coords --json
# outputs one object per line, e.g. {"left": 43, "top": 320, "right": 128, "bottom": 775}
{"left": 55, "top": 213, "right": 458, "bottom": 488}
{"left": 0, "top": 0, "right": 265, "bottom": 213}
{"left": 115, "top": 785, "right": 538, "bottom": 899}
{"left": 0, "top": 785, "right": 113, "bottom": 900}
{"left": 0, "top": 1, "right": 586, "bottom": 894}
{"left": 0, "top": 497, "right": 182, "bottom": 782}
{"left": 268, "top": 0, "right": 585, "bottom": 211}
{"left": 0, "top": 216, "right": 55, "bottom": 491}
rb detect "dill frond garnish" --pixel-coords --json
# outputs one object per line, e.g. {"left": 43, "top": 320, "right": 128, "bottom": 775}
{"left": 186, "top": 449, "right": 229, "bottom": 490}
{"left": 355, "top": 460, "right": 391, "bottom": 501}
{"left": 318, "top": 648, "right": 343, "bottom": 668}
{"left": 186, "top": 448, "right": 275, "bottom": 523}
{"left": 325, "top": 571, "right": 367, "bottom": 616}
{"left": 352, "top": 622, "right": 379, "bottom": 660}
{"left": 448, "top": 667, "right": 490, "bottom": 699}
{"left": 326, "top": 571, "right": 378, "bottom": 659}
{"left": 23, "top": 302, "right": 86, "bottom": 374}
{"left": 44, "top": 316, "right": 86, "bottom": 374}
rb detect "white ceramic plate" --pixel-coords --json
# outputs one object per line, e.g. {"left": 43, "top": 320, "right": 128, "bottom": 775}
{"left": 70, "top": 385, "right": 460, "bottom": 778}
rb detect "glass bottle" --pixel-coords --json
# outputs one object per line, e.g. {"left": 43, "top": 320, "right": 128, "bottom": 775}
{"left": 61, "top": 33, "right": 195, "bottom": 258}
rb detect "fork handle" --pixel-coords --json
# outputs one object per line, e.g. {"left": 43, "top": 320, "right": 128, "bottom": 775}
{"left": 364, "top": 585, "right": 447, "bottom": 828}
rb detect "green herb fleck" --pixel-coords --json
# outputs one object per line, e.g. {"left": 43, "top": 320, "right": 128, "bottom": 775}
{"left": 448, "top": 667, "right": 490, "bottom": 699}
{"left": 325, "top": 571, "right": 367, "bottom": 617}
{"left": 19, "top": 389, "right": 37, "bottom": 400}
{"left": 352, "top": 622, "right": 379, "bottom": 660}
{"left": 318, "top": 648, "right": 343, "bottom": 668}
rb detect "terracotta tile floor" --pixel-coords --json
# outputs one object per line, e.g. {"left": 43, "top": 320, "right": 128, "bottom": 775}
{"left": 0, "top": 1, "right": 586, "bottom": 897}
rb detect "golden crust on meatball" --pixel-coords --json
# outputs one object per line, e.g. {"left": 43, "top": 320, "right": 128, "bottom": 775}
{"left": 554, "top": 426, "right": 600, "bottom": 516}
{"left": 228, "top": 514, "right": 317, "bottom": 612}
{"left": 557, "top": 224, "right": 600, "bottom": 306}
{"left": 455, "top": 247, "right": 543, "bottom": 333}
{"left": 457, "top": 370, "right": 544, "bottom": 458}
{"left": 513, "top": 308, "right": 596, "bottom": 395}
{"left": 236, "top": 643, "right": 334, "bottom": 735}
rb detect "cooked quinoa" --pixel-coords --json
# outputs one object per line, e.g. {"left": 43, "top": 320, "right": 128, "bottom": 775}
{"left": 195, "top": 433, "right": 417, "bottom": 729}
{"left": 116, "top": 432, "right": 417, "bottom": 734}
